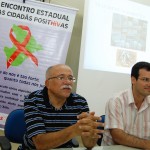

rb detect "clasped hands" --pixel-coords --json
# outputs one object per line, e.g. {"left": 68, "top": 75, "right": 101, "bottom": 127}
{"left": 76, "top": 112, "right": 104, "bottom": 139}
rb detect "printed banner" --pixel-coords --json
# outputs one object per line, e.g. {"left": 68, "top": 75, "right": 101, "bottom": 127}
{"left": 0, "top": 0, "right": 77, "bottom": 128}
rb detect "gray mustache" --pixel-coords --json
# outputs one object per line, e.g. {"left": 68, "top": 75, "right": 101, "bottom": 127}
{"left": 60, "top": 85, "right": 72, "bottom": 90}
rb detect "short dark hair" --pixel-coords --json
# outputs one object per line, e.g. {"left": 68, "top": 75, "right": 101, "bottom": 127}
{"left": 131, "top": 61, "right": 150, "bottom": 80}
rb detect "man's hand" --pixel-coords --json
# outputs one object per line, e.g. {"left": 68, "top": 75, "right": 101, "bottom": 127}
{"left": 77, "top": 112, "right": 104, "bottom": 138}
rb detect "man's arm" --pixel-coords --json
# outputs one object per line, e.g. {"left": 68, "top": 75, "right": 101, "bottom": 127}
{"left": 32, "top": 112, "right": 104, "bottom": 150}
{"left": 32, "top": 123, "right": 79, "bottom": 150}
{"left": 110, "top": 128, "right": 150, "bottom": 149}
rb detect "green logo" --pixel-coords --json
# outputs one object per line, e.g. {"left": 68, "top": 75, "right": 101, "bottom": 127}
{"left": 4, "top": 24, "right": 43, "bottom": 68}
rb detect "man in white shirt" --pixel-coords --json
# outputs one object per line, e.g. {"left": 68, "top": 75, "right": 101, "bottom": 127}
{"left": 102, "top": 61, "right": 150, "bottom": 149}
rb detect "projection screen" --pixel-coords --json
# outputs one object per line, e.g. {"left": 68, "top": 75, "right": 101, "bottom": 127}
{"left": 77, "top": 0, "right": 150, "bottom": 115}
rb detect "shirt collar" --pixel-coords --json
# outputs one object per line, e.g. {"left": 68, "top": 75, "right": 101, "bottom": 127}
{"left": 42, "top": 86, "right": 50, "bottom": 107}
{"left": 127, "top": 87, "right": 135, "bottom": 105}
{"left": 128, "top": 87, "right": 150, "bottom": 105}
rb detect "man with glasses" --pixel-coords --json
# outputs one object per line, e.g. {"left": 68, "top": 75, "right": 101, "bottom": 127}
{"left": 102, "top": 61, "right": 150, "bottom": 149}
{"left": 23, "top": 64, "right": 103, "bottom": 150}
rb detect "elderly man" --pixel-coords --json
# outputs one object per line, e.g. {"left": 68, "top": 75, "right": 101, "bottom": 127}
{"left": 102, "top": 61, "right": 150, "bottom": 149}
{"left": 23, "top": 64, "right": 103, "bottom": 150}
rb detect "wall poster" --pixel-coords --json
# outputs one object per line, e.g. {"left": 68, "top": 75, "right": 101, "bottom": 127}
{"left": 0, "top": 0, "right": 77, "bottom": 128}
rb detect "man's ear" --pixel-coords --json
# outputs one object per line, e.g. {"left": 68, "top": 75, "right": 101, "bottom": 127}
{"left": 131, "top": 76, "right": 136, "bottom": 85}
{"left": 45, "top": 80, "right": 49, "bottom": 88}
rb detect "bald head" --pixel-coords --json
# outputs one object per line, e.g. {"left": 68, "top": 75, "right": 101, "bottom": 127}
{"left": 45, "top": 64, "right": 73, "bottom": 80}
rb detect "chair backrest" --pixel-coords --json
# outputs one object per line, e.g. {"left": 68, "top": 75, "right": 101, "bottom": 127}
{"left": 100, "top": 115, "right": 105, "bottom": 124}
{"left": 97, "top": 115, "right": 105, "bottom": 146}
{"left": 4, "top": 109, "right": 26, "bottom": 144}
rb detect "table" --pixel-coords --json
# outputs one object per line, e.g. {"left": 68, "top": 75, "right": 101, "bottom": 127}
{"left": 52, "top": 145, "right": 140, "bottom": 150}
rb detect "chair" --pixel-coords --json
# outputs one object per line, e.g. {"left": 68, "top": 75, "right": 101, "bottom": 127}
{"left": 0, "top": 109, "right": 26, "bottom": 150}
{"left": 0, "top": 109, "right": 79, "bottom": 150}
{"left": 0, "top": 136, "right": 11, "bottom": 150}
{"left": 97, "top": 115, "right": 105, "bottom": 146}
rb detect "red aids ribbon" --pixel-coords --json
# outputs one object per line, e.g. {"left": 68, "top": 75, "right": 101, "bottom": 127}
{"left": 7, "top": 25, "right": 38, "bottom": 68}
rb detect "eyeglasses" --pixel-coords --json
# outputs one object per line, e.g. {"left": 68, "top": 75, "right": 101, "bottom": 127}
{"left": 47, "top": 75, "right": 76, "bottom": 82}
{"left": 138, "top": 77, "right": 150, "bottom": 83}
